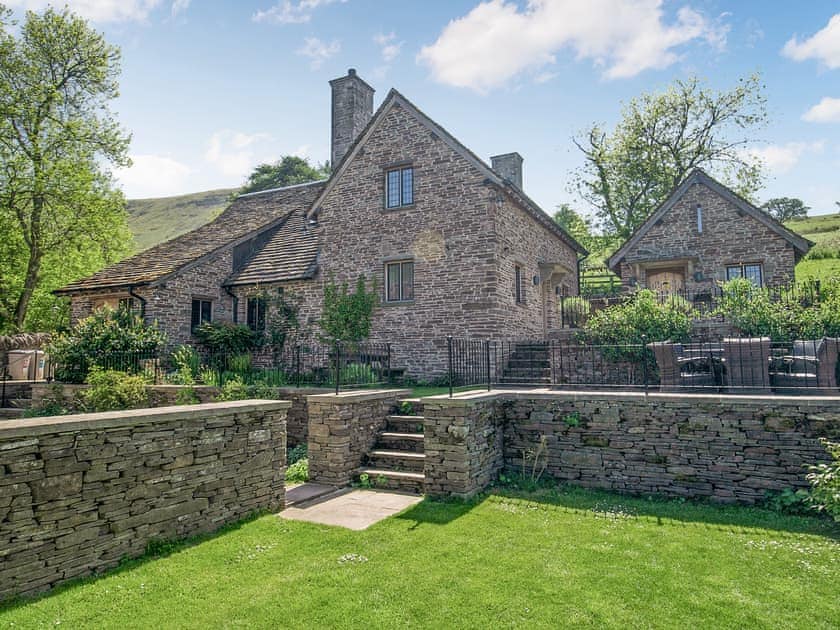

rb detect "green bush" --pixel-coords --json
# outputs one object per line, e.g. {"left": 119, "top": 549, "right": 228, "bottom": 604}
{"left": 286, "top": 445, "right": 309, "bottom": 483}
{"left": 319, "top": 275, "right": 377, "bottom": 344}
{"left": 80, "top": 368, "right": 149, "bottom": 412}
{"left": 214, "top": 376, "right": 250, "bottom": 402}
{"left": 582, "top": 289, "right": 696, "bottom": 347}
{"left": 48, "top": 307, "right": 166, "bottom": 383}
{"left": 807, "top": 439, "right": 840, "bottom": 521}
{"left": 194, "top": 321, "right": 258, "bottom": 354}
{"left": 169, "top": 345, "right": 200, "bottom": 385}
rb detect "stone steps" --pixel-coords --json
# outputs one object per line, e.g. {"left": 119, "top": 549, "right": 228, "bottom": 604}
{"left": 8, "top": 398, "right": 32, "bottom": 409}
{"left": 0, "top": 408, "right": 25, "bottom": 420}
{"left": 354, "top": 399, "right": 426, "bottom": 494}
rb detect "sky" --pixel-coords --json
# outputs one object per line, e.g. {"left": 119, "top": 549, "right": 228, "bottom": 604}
{"left": 5, "top": 0, "right": 840, "bottom": 219}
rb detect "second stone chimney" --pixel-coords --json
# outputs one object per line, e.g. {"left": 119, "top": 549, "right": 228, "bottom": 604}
{"left": 491, "top": 152, "right": 524, "bottom": 190}
{"left": 329, "top": 68, "right": 374, "bottom": 167}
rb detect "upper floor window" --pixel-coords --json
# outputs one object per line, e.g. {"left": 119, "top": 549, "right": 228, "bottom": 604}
{"left": 385, "top": 260, "right": 414, "bottom": 302}
{"left": 385, "top": 166, "right": 414, "bottom": 208}
{"left": 246, "top": 297, "right": 266, "bottom": 332}
{"left": 515, "top": 265, "right": 524, "bottom": 304}
{"left": 191, "top": 299, "right": 212, "bottom": 332}
{"left": 726, "top": 263, "right": 763, "bottom": 287}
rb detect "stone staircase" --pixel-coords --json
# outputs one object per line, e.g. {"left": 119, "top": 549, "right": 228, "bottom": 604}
{"left": 499, "top": 342, "right": 552, "bottom": 385}
{"left": 358, "top": 398, "right": 426, "bottom": 494}
{"left": 0, "top": 389, "right": 32, "bottom": 420}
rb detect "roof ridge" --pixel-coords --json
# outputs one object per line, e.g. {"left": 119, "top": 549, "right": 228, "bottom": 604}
{"left": 235, "top": 178, "right": 328, "bottom": 199}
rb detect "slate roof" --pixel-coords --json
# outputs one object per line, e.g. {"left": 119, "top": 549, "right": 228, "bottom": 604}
{"left": 225, "top": 209, "right": 319, "bottom": 286}
{"left": 607, "top": 169, "right": 813, "bottom": 273}
{"left": 56, "top": 181, "right": 326, "bottom": 294}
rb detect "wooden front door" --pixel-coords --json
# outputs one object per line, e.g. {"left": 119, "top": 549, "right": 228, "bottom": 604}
{"left": 646, "top": 269, "right": 685, "bottom": 294}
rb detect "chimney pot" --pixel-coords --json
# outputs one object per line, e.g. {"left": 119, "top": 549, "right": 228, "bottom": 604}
{"left": 490, "top": 152, "right": 524, "bottom": 190}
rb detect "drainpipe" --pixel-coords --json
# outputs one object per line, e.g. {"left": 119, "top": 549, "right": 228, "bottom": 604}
{"left": 128, "top": 286, "right": 146, "bottom": 321}
{"left": 224, "top": 286, "right": 239, "bottom": 323}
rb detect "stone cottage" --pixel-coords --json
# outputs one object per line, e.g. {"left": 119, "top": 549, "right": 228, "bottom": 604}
{"left": 607, "top": 169, "right": 812, "bottom": 294}
{"left": 56, "top": 69, "right": 586, "bottom": 376}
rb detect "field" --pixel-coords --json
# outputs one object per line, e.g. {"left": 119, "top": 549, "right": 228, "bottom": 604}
{"left": 2, "top": 486, "right": 837, "bottom": 629}
{"left": 788, "top": 213, "right": 840, "bottom": 283}
{"left": 126, "top": 188, "right": 235, "bottom": 252}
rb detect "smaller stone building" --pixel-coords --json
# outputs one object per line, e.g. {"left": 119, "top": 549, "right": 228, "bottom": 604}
{"left": 608, "top": 169, "right": 812, "bottom": 293}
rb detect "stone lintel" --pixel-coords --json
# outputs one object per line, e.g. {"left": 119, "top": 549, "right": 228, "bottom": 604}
{"left": 0, "top": 400, "right": 291, "bottom": 439}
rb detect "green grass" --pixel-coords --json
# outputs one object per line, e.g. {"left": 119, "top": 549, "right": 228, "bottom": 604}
{"left": 127, "top": 188, "right": 235, "bottom": 252}
{"left": 786, "top": 212, "right": 840, "bottom": 283}
{"left": 795, "top": 258, "right": 840, "bottom": 283}
{"left": 2, "top": 486, "right": 837, "bottom": 629}
{"left": 407, "top": 385, "right": 484, "bottom": 398}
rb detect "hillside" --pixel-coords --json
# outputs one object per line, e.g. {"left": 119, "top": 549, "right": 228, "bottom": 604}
{"left": 126, "top": 188, "right": 235, "bottom": 252}
{"left": 786, "top": 213, "right": 840, "bottom": 282}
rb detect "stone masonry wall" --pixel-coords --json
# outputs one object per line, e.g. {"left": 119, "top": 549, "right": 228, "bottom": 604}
{"left": 0, "top": 400, "right": 288, "bottom": 601}
{"left": 618, "top": 181, "right": 797, "bottom": 292}
{"left": 307, "top": 389, "right": 409, "bottom": 486}
{"left": 423, "top": 394, "right": 505, "bottom": 498}
{"left": 421, "top": 390, "right": 839, "bottom": 503}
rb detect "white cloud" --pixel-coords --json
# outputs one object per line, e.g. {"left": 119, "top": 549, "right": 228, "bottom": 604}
{"left": 115, "top": 154, "right": 193, "bottom": 198}
{"left": 204, "top": 130, "right": 274, "bottom": 178}
{"left": 374, "top": 32, "right": 402, "bottom": 63}
{"left": 744, "top": 141, "right": 825, "bottom": 174}
{"left": 4, "top": 0, "right": 163, "bottom": 22}
{"left": 782, "top": 13, "right": 840, "bottom": 69}
{"left": 803, "top": 97, "right": 840, "bottom": 123}
{"left": 417, "top": 0, "right": 728, "bottom": 92}
{"left": 170, "top": 0, "right": 190, "bottom": 18}
{"left": 252, "top": 0, "right": 346, "bottom": 25}
{"left": 296, "top": 37, "right": 340, "bottom": 69}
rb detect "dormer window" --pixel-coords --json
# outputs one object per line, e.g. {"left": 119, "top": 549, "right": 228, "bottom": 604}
{"left": 385, "top": 166, "right": 414, "bottom": 208}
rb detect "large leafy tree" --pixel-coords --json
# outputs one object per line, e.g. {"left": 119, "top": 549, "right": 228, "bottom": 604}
{"left": 239, "top": 156, "right": 329, "bottom": 195}
{"left": 761, "top": 197, "right": 809, "bottom": 223}
{"left": 572, "top": 74, "right": 767, "bottom": 239}
{"left": 0, "top": 6, "right": 132, "bottom": 333}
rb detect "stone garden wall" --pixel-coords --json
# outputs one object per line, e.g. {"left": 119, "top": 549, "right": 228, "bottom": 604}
{"left": 0, "top": 400, "right": 288, "bottom": 602}
{"left": 422, "top": 390, "right": 840, "bottom": 502}
{"left": 307, "top": 389, "right": 409, "bottom": 486}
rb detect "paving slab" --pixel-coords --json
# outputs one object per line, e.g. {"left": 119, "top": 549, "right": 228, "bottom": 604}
{"left": 279, "top": 489, "right": 423, "bottom": 530}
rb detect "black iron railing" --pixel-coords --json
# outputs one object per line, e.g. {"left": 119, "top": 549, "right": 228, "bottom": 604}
{"left": 445, "top": 336, "right": 840, "bottom": 397}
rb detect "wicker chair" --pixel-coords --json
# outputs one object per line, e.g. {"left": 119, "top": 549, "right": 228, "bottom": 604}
{"left": 722, "top": 337, "right": 771, "bottom": 394}
{"left": 770, "top": 338, "right": 839, "bottom": 394}
{"left": 649, "top": 341, "right": 717, "bottom": 392}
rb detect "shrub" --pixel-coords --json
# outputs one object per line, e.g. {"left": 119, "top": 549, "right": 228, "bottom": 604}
{"left": 48, "top": 307, "right": 166, "bottom": 383}
{"left": 807, "top": 438, "right": 840, "bottom": 521}
{"left": 559, "top": 296, "right": 591, "bottom": 327}
{"left": 194, "top": 321, "right": 257, "bottom": 355}
{"left": 319, "top": 275, "right": 377, "bottom": 344}
{"left": 169, "top": 345, "right": 200, "bottom": 385}
{"left": 214, "top": 376, "right": 250, "bottom": 402}
{"left": 286, "top": 445, "right": 309, "bottom": 483}
{"left": 80, "top": 368, "right": 149, "bottom": 412}
{"left": 582, "top": 289, "right": 696, "bottom": 347}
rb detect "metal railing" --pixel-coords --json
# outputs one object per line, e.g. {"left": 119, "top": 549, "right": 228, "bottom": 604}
{"left": 445, "top": 336, "right": 840, "bottom": 397}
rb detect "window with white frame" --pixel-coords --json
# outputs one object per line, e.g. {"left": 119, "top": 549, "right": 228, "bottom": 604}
{"left": 385, "top": 260, "right": 414, "bottom": 302}
{"left": 385, "top": 166, "right": 414, "bottom": 208}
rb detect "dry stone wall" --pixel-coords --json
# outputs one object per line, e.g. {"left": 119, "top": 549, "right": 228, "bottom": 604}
{"left": 422, "top": 390, "right": 840, "bottom": 503}
{"left": 0, "top": 400, "right": 288, "bottom": 601}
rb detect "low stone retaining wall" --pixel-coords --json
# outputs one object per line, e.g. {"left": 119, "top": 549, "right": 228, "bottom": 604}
{"left": 0, "top": 400, "right": 288, "bottom": 601}
{"left": 422, "top": 390, "right": 840, "bottom": 502}
{"left": 307, "top": 389, "right": 410, "bottom": 486}
{"left": 29, "top": 383, "right": 327, "bottom": 446}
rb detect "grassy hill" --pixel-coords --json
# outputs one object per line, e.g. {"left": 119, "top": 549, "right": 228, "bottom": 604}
{"left": 786, "top": 213, "right": 840, "bottom": 282}
{"left": 126, "top": 188, "right": 235, "bottom": 252}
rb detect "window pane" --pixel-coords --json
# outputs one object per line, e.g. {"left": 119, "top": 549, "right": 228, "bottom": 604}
{"left": 386, "top": 170, "right": 401, "bottom": 208}
{"left": 744, "top": 264, "right": 762, "bottom": 287}
{"left": 191, "top": 300, "right": 200, "bottom": 330}
{"left": 401, "top": 261, "right": 414, "bottom": 300}
{"left": 726, "top": 266, "right": 742, "bottom": 281}
{"left": 386, "top": 263, "right": 401, "bottom": 301}
{"left": 247, "top": 298, "right": 258, "bottom": 330}
{"left": 515, "top": 266, "right": 522, "bottom": 303}
{"left": 201, "top": 300, "right": 211, "bottom": 323}
{"left": 401, "top": 168, "right": 414, "bottom": 205}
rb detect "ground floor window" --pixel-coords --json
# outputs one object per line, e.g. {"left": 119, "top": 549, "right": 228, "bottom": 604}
{"left": 385, "top": 260, "right": 414, "bottom": 302}
{"left": 726, "top": 263, "right": 763, "bottom": 287}
{"left": 246, "top": 297, "right": 266, "bottom": 331}
{"left": 191, "top": 299, "right": 212, "bottom": 331}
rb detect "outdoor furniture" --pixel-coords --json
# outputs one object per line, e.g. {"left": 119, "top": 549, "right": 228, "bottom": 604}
{"left": 770, "top": 337, "right": 839, "bottom": 394}
{"left": 723, "top": 337, "right": 771, "bottom": 393}
{"left": 649, "top": 341, "right": 719, "bottom": 392}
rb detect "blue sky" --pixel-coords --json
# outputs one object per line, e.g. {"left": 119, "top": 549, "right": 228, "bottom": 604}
{"left": 7, "top": 1, "right": 840, "bottom": 219}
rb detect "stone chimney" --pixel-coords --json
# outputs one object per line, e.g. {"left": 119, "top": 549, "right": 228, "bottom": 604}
{"left": 490, "top": 152, "right": 524, "bottom": 190}
{"left": 329, "top": 68, "right": 374, "bottom": 167}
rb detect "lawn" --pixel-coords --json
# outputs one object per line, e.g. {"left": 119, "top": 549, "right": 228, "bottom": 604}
{"left": 2, "top": 486, "right": 837, "bottom": 629}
